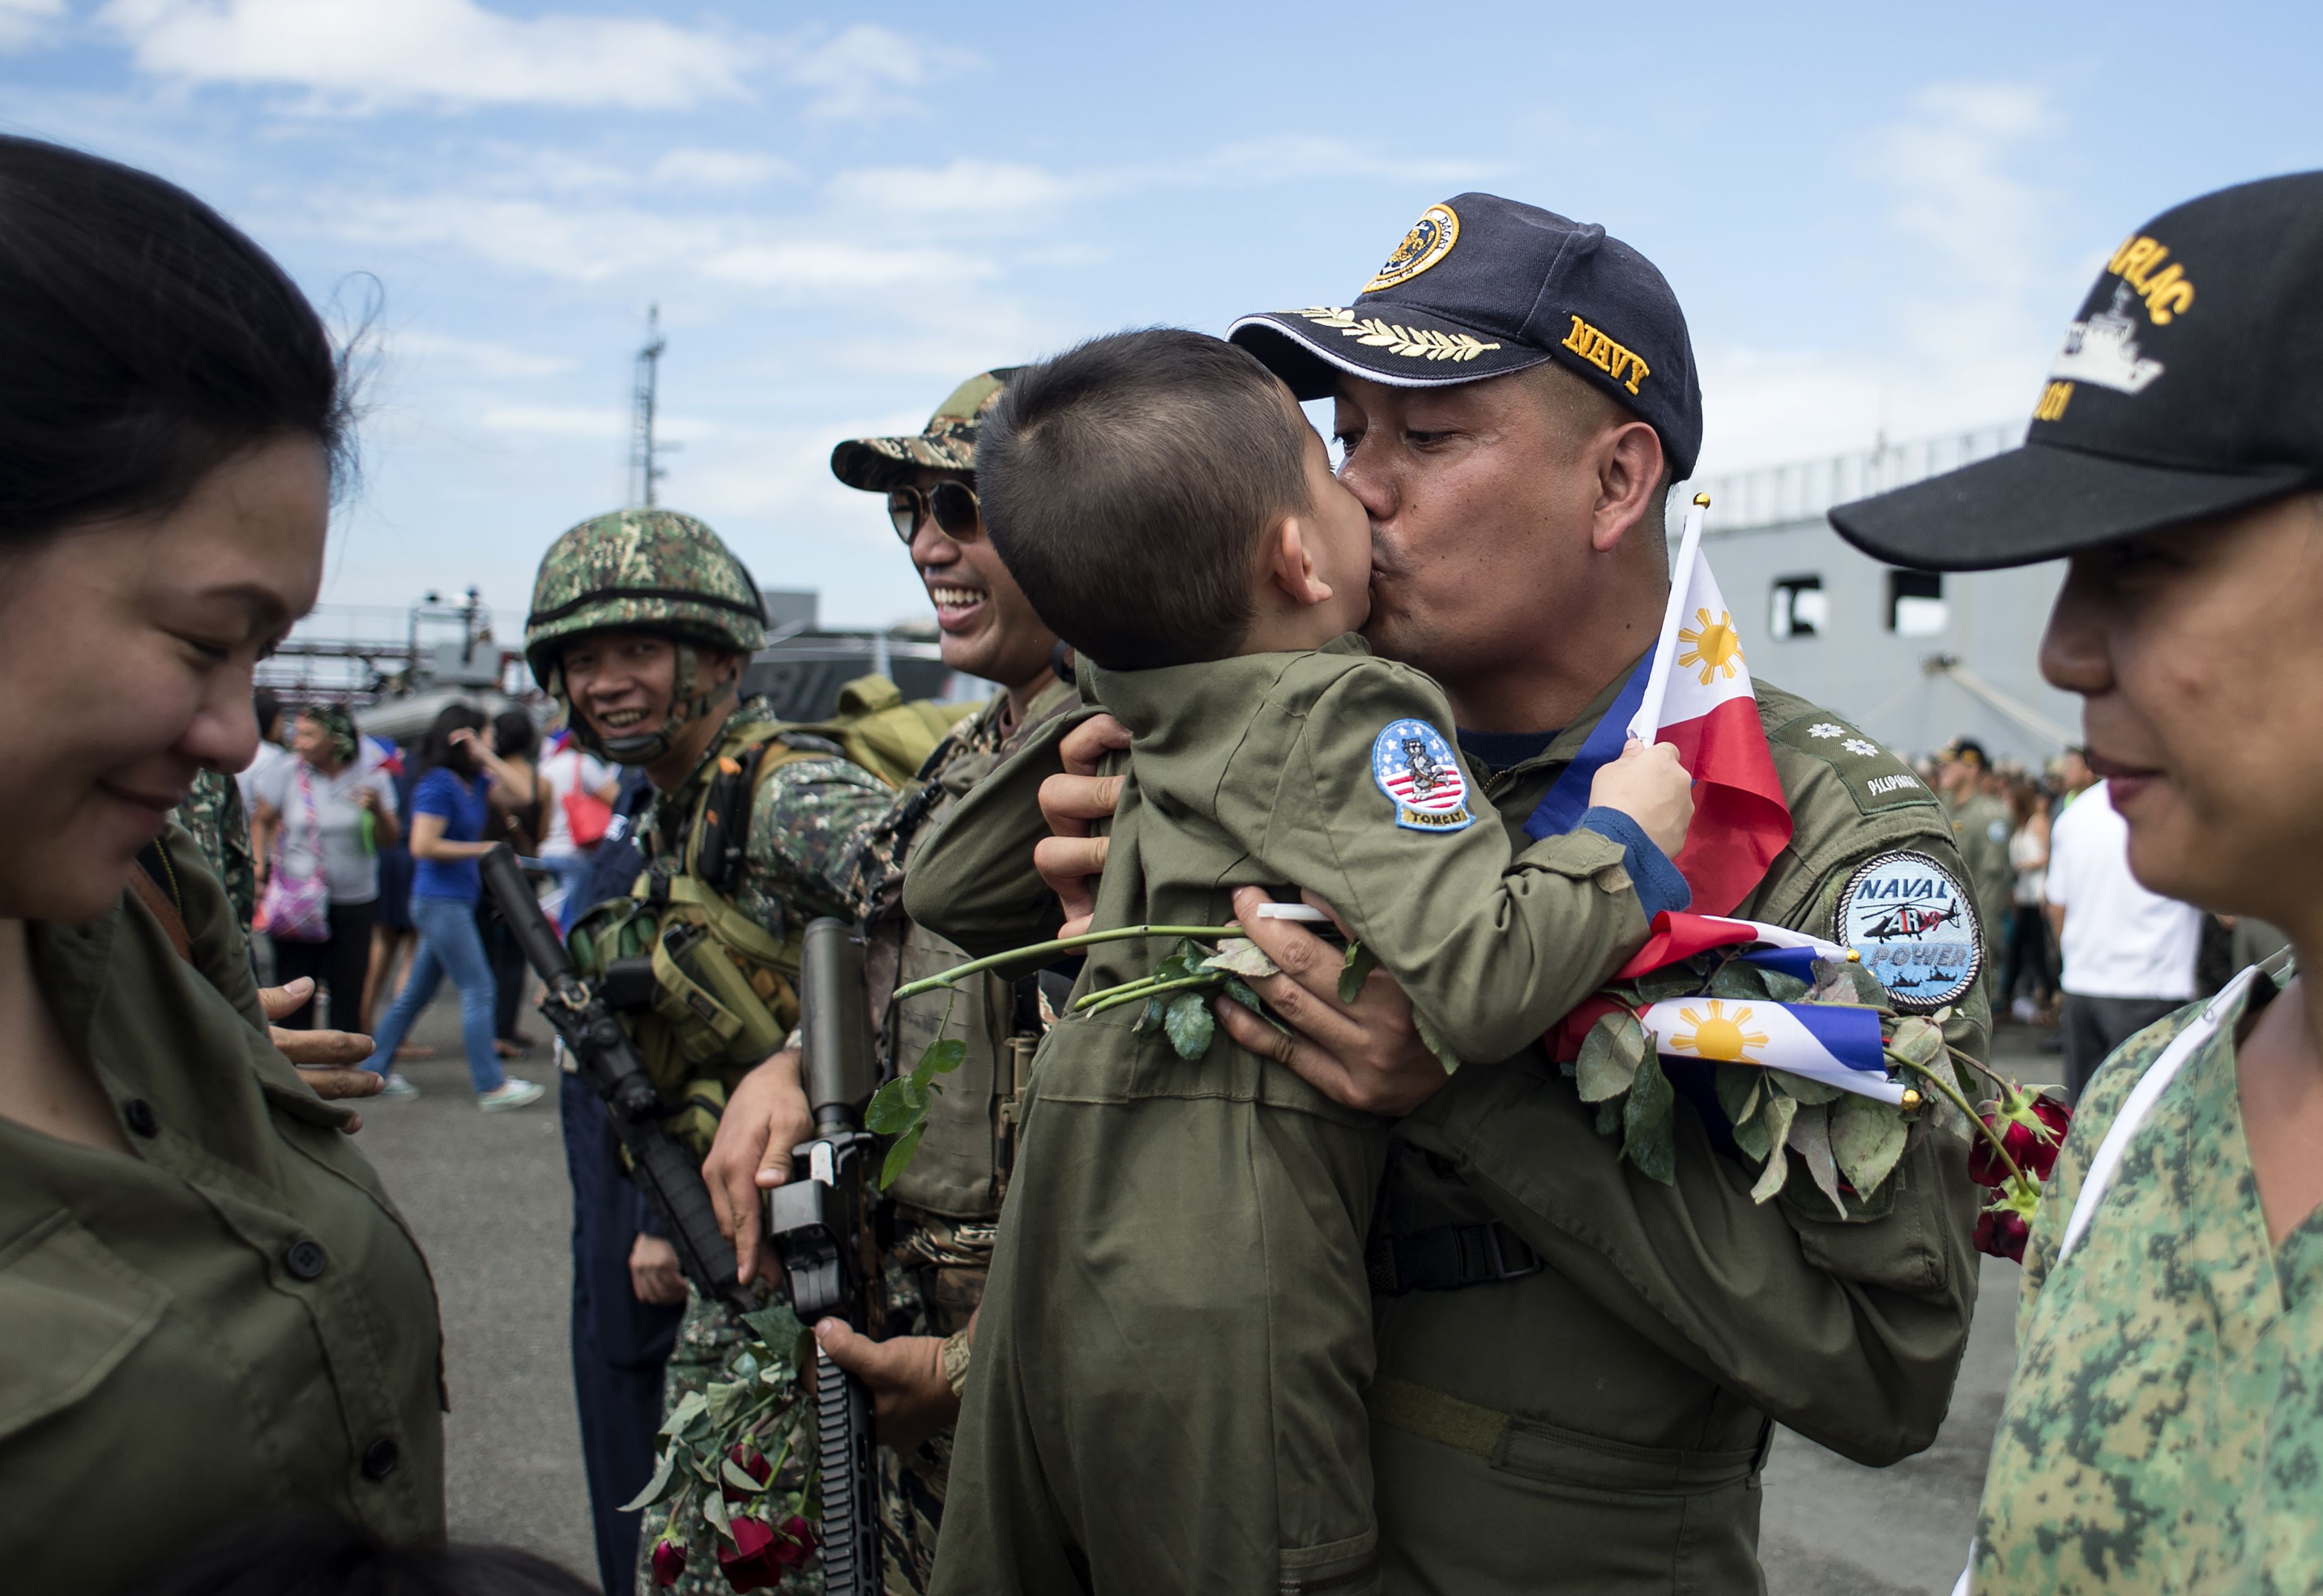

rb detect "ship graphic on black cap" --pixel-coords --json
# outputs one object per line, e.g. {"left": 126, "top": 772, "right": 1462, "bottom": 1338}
{"left": 2050, "top": 282, "right": 2167, "bottom": 395}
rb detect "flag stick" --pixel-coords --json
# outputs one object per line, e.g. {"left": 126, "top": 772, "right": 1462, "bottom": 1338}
{"left": 1627, "top": 493, "right": 1711, "bottom": 745}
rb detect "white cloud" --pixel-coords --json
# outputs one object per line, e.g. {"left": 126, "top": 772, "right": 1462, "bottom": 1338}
{"left": 829, "top": 158, "right": 1083, "bottom": 219}
{"left": 98, "top": 0, "right": 751, "bottom": 110}
{"left": 650, "top": 147, "right": 794, "bottom": 192}
{"left": 473, "top": 402, "right": 623, "bottom": 439}
{"left": 390, "top": 329, "right": 576, "bottom": 381}
{"left": 0, "top": 0, "right": 63, "bottom": 51}
{"left": 776, "top": 23, "right": 977, "bottom": 125}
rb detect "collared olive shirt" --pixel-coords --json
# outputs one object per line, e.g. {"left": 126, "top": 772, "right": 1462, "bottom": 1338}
{"left": 0, "top": 826, "right": 445, "bottom": 1592}
{"left": 908, "top": 648, "right": 1988, "bottom": 1596}
{"left": 1973, "top": 954, "right": 2316, "bottom": 1594}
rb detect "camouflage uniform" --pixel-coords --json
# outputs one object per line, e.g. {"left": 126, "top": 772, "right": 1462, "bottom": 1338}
{"left": 851, "top": 676, "right": 1080, "bottom": 1593}
{"left": 834, "top": 369, "right": 1070, "bottom": 1594}
{"left": 1972, "top": 952, "right": 2313, "bottom": 1594}
{"left": 1943, "top": 786, "right": 2016, "bottom": 982}
{"left": 524, "top": 509, "right": 897, "bottom": 1596}
{"left": 174, "top": 768, "right": 256, "bottom": 932}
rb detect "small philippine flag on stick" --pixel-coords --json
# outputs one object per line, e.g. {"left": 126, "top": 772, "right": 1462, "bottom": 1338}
{"left": 1626, "top": 496, "right": 1793, "bottom": 917}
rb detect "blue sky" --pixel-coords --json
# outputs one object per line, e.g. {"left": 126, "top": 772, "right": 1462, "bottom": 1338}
{"left": 2, "top": 0, "right": 2317, "bottom": 631}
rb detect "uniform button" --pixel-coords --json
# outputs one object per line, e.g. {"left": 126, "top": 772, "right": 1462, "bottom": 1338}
{"left": 361, "top": 1438, "right": 399, "bottom": 1480}
{"left": 123, "top": 1100, "right": 160, "bottom": 1138}
{"left": 285, "top": 1240, "right": 329, "bottom": 1281}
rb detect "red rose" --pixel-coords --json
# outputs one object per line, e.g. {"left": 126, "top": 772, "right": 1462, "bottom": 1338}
{"left": 1970, "top": 1090, "right": 2073, "bottom": 1186}
{"left": 771, "top": 1516, "right": 815, "bottom": 1570}
{"left": 718, "top": 1515, "right": 814, "bottom": 1591}
{"left": 650, "top": 1538, "right": 686, "bottom": 1588}
{"left": 718, "top": 1517, "right": 781, "bottom": 1591}
{"left": 1973, "top": 1206, "right": 2030, "bottom": 1262}
{"left": 721, "top": 1443, "right": 772, "bottom": 1502}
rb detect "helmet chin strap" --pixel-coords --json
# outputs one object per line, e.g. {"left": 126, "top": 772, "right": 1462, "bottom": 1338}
{"left": 557, "top": 642, "right": 731, "bottom": 767}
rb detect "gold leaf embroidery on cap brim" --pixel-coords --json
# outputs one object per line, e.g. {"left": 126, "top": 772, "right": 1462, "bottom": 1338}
{"left": 1296, "top": 307, "right": 1501, "bottom": 362}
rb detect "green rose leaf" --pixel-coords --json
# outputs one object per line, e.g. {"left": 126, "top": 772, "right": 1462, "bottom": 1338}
{"left": 740, "top": 1303, "right": 804, "bottom": 1355}
{"left": 1220, "top": 977, "right": 1289, "bottom": 1033}
{"left": 1785, "top": 1102, "right": 1849, "bottom": 1218}
{"left": 1771, "top": 1069, "right": 1842, "bottom": 1105}
{"left": 1412, "top": 1008, "right": 1462, "bottom": 1074}
{"left": 1132, "top": 996, "right": 1166, "bottom": 1035}
{"left": 1576, "top": 1011, "right": 1646, "bottom": 1103}
{"left": 704, "top": 1378, "right": 748, "bottom": 1429}
{"left": 1713, "top": 1062, "right": 1764, "bottom": 1129}
{"left": 1749, "top": 1094, "right": 1801, "bottom": 1204}
{"left": 1623, "top": 1051, "right": 1678, "bottom": 1186}
{"left": 922, "top": 1037, "right": 968, "bottom": 1076}
{"left": 1203, "top": 938, "right": 1281, "bottom": 979}
{"left": 1635, "top": 965, "right": 1702, "bottom": 1002}
{"left": 1709, "top": 960, "right": 1771, "bottom": 1000}
{"left": 1831, "top": 1093, "right": 1909, "bottom": 1195}
{"left": 1887, "top": 1015, "right": 1945, "bottom": 1068}
{"left": 1164, "top": 992, "right": 1215, "bottom": 1059}
{"left": 879, "top": 1123, "right": 927, "bottom": 1190}
{"left": 721, "top": 1456, "right": 768, "bottom": 1495}
{"left": 864, "top": 1075, "right": 929, "bottom": 1136}
{"left": 1338, "top": 939, "right": 1379, "bottom": 1004}
{"left": 1594, "top": 1097, "right": 1623, "bottom": 1138}
{"left": 1759, "top": 969, "right": 1811, "bottom": 1003}
{"left": 619, "top": 1446, "right": 679, "bottom": 1513}
{"left": 660, "top": 1390, "right": 707, "bottom": 1438}
{"left": 700, "top": 1485, "right": 731, "bottom": 1537}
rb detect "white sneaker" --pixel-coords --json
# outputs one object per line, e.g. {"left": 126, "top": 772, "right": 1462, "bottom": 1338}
{"left": 477, "top": 1078, "right": 544, "bottom": 1113}
{"left": 377, "top": 1072, "right": 420, "bottom": 1101}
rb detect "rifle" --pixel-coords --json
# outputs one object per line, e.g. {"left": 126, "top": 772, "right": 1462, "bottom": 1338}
{"left": 768, "top": 917, "right": 883, "bottom": 1595}
{"left": 477, "top": 842, "right": 760, "bottom": 1316}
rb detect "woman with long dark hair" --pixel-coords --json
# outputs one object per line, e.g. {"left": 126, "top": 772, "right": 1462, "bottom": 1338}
{"left": 357, "top": 702, "right": 542, "bottom": 1111}
{"left": 0, "top": 135, "right": 444, "bottom": 1586}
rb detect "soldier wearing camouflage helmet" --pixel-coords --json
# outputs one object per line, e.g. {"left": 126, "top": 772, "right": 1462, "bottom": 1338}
{"left": 527, "top": 506, "right": 901, "bottom": 1596}
{"left": 701, "top": 370, "right": 1078, "bottom": 1594}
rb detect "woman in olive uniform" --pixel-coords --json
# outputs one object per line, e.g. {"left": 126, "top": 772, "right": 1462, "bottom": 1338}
{"left": 0, "top": 138, "right": 445, "bottom": 1590}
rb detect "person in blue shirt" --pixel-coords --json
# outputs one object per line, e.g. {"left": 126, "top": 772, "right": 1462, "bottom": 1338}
{"left": 359, "top": 704, "right": 544, "bottom": 1111}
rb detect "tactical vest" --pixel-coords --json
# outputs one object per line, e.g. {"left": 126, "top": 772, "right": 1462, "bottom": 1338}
{"left": 565, "top": 678, "right": 968, "bottom": 1151}
{"left": 861, "top": 680, "right": 1081, "bottom": 1222}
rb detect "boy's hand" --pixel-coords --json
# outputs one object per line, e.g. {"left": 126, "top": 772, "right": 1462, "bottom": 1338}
{"left": 1589, "top": 737, "right": 1695, "bottom": 860}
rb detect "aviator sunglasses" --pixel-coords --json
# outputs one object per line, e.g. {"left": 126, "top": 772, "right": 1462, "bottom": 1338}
{"left": 887, "top": 481, "right": 983, "bottom": 545}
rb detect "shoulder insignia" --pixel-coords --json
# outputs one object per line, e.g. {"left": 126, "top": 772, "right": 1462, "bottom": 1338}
{"left": 1772, "top": 712, "right": 1936, "bottom": 815}
{"left": 1834, "top": 850, "right": 1983, "bottom": 1013}
{"left": 1371, "top": 719, "right": 1473, "bottom": 833}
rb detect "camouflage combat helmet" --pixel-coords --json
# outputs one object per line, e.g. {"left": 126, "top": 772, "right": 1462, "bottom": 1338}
{"left": 524, "top": 507, "right": 767, "bottom": 765}
{"left": 829, "top": 366, "right": 1021, "bottom": 492}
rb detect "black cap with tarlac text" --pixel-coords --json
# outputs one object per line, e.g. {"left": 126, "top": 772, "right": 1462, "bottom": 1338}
{"left": 1831, "top": 172, "right": 2323, "bottom": 570}
{"left": 1228, "top": 193, "right": 1705, "bottom": 479}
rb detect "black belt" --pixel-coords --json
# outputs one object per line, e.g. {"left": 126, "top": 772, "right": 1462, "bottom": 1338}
{"left": 1369, "top": 1218, "right": 1544, "bottom": 1296}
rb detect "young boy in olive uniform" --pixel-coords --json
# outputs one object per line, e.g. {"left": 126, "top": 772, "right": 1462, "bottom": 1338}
{"left": 923, "top": 331, "right": 1696, "bottom": 1596}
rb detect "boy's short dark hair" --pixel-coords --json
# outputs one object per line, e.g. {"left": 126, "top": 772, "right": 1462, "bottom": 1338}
{"left": 977, "top": 328, "right": 1312, "bottom": 670}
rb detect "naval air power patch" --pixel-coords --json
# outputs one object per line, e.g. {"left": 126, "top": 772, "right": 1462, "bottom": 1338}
{"left": 1372, "top": 719, "right": 1473, "bottom": 833}
{"left": 1835, "top": 851, "right": 1982, "bottom": 1012}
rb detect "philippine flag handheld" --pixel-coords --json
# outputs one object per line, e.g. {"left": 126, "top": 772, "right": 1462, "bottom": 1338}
{"left": 1624, "top": 495, "right": 1793, "bottom": 916}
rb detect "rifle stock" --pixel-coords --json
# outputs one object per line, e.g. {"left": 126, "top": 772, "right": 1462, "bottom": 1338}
{"left": 769, "top": 917, "right": 882, "bottom": 1595}
{"left": 477, "top": 843, "right": 758, "bottom": 1315}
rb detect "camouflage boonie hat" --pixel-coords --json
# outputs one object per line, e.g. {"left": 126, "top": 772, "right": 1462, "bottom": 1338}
{"left": 829, "top": 368, "right": 1021, "bottom": 493}
{"left": 523, "top": 507, "right": 767, "bottom": 689}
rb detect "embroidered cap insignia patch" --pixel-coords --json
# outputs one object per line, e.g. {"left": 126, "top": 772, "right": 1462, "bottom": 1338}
{"left": 1834, "top": 850, "right": 1982, "bottom": 1012}
{"left": 1364, "top": 202, "right": 1461, "bottom": 292}
{"left": 1372, "top": 719, "right": 1474, "bottom": 833}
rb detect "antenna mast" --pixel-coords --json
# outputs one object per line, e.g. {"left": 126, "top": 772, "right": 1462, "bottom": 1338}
{"left": 629, "top": 305, "right": 671, "bottom": 507}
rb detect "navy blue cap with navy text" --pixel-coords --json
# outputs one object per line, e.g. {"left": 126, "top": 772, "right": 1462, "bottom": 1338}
{"left": 1230, "top": 193, "right": 1705, "bottom": 479}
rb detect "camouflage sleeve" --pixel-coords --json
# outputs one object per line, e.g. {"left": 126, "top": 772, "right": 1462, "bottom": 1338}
{"left": 742, "top": 755, "right": 896, "bottom": 923}
{"left": 172, "top": 770, "right": 257, "bottom": 932}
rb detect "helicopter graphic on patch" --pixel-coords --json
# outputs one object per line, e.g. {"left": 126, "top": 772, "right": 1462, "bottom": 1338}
{"left": 1835, "top": 850, "right": 1982, "bottom": 1011}
{"left": 1372, "top": 719, "right": 1474, "bottom": 833}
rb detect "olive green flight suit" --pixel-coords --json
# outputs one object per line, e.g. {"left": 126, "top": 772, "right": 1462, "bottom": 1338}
{"left": 907, "top": 650, "right": 1987, "bottom": 1596}
{"left": 1943, "top": 787, "right": 2016, "bottom": 981}
{"left": 919, "top": 638, "right": 1674, "bottom": 1596}
{"left": 0, "top": 826, "right": 446, "bottom": 1591}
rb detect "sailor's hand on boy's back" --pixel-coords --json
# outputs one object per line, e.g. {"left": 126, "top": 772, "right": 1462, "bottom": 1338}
{"left": 1588, "top": 736, "right": 1695, "bottom": 860}
{"left": 1033, "top": 712, "right": 1131, "bottom": 937}
{"left": 1210, "top": 884, "right": 1450, "bottom": 1117}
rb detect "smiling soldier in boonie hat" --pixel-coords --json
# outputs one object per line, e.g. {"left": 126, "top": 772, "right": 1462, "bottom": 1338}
{"left": 1833, "top": 171, "right": 2323, "bottom": 1596}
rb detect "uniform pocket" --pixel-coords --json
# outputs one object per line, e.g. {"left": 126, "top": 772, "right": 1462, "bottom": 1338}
{"left": 0, "top": 1213, "right": 171, "bottom": 1443}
